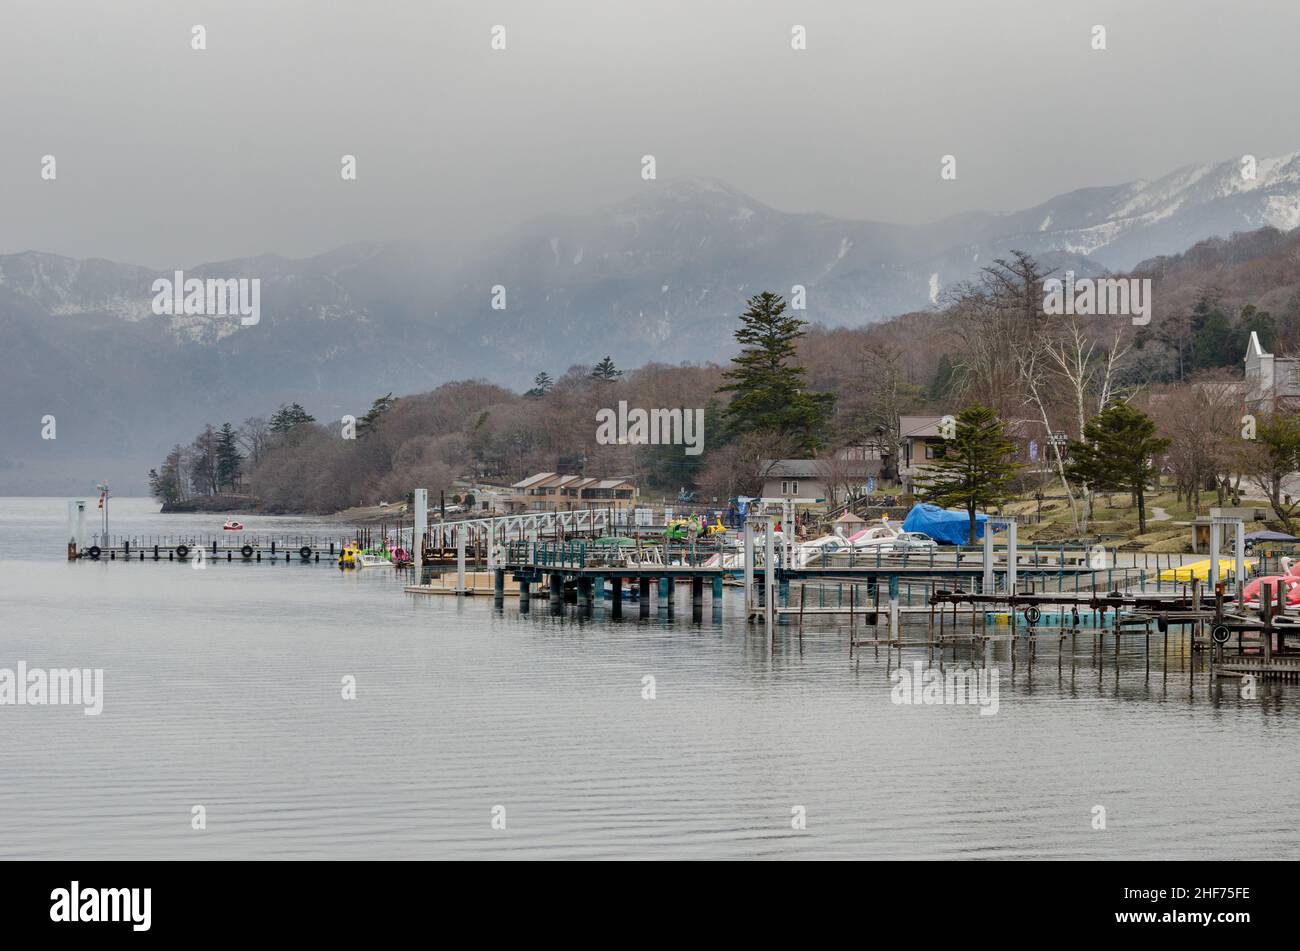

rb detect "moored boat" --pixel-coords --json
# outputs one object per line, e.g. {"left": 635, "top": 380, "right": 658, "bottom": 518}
{"left": 355, "top": 548, "right": 393, "bottom": 568}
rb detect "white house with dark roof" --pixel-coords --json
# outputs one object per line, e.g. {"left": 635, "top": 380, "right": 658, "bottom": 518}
{"left": 1244, "top": 330, "right": 1300, "bottom": 413}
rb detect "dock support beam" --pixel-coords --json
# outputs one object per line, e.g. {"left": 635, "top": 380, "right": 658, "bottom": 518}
{"left": 611, "top": 576, "right": 623, "bottom": 617}
{"left": 1006, "top": 520, "right": 1017, "bottom": 593}
{"left": 764, "top": 523, "right": 776, "bottom": 644}
{"left": 1208, "top": 516, "right": 1245, "bottom": 600}
{"left": 413, "top": 488, "right": 428, "bottom": 570}
{"left": 982, "top": 529, "right": 994, "bottom": 594}
{"left": 984, "top": 516, "right": 1018, "bottom": 594}
{"left": 519, "top": 579, "right": 531, "bottom": 612}
{"left": 549, "top": 572, "right": 563, "bottom": 605}
{"left": 743, "top": 521, "right": 755, "bottom": 617}
{"left": 889, "top": 574, "right": 900, "bottom": 644}
{"left": 1209, "top": 521, "right": 1219, "bottom": 592}
{"left": 494, "top": 568, "right": 505, "bottom": 602}
{"left": 639, "top": 577, "right": 651, "bottom": 615}
{"left": 456, "top": 532, "right": 466, "bottom": 594}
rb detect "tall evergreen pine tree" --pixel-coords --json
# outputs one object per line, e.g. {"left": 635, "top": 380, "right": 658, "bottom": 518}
{"left": 718, "top": 292, "right": 833, "bottom": 453}
{"left": 214, "top": 423, "right": 242, "bottom": 492}
{"left": 1064, "top": 403, "right": 1169, "bottom": 534}
{"left": 590, "top": 357, "right": 622, "bottom": 382}
{"left": 269, "top": 403, "right": 316, "bottom": 434}
{"left": 357, "top": 393, "right": 395, "bottom": 438}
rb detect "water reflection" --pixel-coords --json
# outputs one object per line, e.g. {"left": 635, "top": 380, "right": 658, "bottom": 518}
{"left": 0, "top": 497, "right": 1296, "bottom": 859}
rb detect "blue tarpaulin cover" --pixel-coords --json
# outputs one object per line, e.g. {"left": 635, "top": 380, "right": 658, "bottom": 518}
{"left": 901, "top": 503, "right": 992, "bottom": 545}
{"left": 1245, "top": 530, "right": 1300, "bottom": 542}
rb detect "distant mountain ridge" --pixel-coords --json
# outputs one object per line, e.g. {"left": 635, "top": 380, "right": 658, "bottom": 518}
{"left": 4, "top": 148, "right": 1300, "bottom": 493}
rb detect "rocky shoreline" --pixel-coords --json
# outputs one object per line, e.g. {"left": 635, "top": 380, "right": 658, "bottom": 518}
{"left": 159, "top": 495, "right": 266, "bottom": 515}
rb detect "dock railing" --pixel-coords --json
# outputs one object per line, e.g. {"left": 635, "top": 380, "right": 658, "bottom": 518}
{"left": 506, "top": 539, "right": 730, "bottom": 570}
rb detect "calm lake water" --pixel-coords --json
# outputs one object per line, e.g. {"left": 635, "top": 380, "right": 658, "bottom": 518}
{"left": 1, "top": 496, "right": 1297, "bottom": 859}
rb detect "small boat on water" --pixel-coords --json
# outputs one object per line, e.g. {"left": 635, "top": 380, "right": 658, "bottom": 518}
{"left": 340, "top": 531, "right": 413, "bottom": 570}
{"left": 355, "top": 549, "right": 392, "bottom": 568}
{"left": 697, "top": 520, "right": 938, "bottom": 570}
{"left": 222, "top": 520, "right": 244, "bottom": 531}
{"left": 1240, "top": 556, "right": 1294, "bottom": 609}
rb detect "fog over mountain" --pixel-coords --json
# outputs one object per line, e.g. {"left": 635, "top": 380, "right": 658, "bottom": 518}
{"left": 4, "top": 147, "right": 1300, "bottom": 493}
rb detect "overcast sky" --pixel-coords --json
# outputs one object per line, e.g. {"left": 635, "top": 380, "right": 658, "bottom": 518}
{"left": 2, "top": 0, "right": 1297, "bottom": 269}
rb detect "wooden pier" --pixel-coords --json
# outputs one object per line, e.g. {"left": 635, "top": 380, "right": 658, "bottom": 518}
{"left": 473, "top": 531, "right": 1111, "bottom": 636}
{"left": 466, "top": 513, "right": 1285, "bottom": 684}
{"left": 74, "top": 503, "right": 1300, "bottom": 683}
{"left": 73, "top": 536, "right": 352, "bottom": 564}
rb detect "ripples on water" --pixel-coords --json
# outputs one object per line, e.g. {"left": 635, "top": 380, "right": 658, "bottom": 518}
{"left": 0, "top": 497, "right": 1296, "bottom": 859}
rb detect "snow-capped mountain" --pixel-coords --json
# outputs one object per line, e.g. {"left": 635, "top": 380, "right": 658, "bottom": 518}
{"left": 4, "top": 148, "right": 1300, "bottom": 491}
{"left": 958, "top": 150, "right": 1300, "bottom": 268}
{"left": 435, "top": 150, "right": 1300, "bottom": 362}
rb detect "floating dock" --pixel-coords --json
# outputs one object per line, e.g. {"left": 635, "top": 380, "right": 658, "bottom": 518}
{"left": 71, "top": 535, "right": 350, "bottom": 563}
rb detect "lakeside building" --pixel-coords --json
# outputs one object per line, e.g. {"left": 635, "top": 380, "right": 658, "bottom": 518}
{"left": 759, "top": 457, "right": 883, "bottom": 505}
{"left": 759, "top": 459, "right": 826, "bottom": 501}
{"left": 899, "top": 414, "right": 1054, "bottom": 492}
{"left": 507, "top": 472, "right": 638, "bottom": 513}
{"left": 1244, "top": 330, "right": 1300, "bottom": 413}
{"left": 898, "top": 416, "right": 948, "bottom": 491}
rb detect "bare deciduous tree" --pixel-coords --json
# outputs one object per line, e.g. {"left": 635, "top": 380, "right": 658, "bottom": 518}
{"left": 1016, "top": 318, "right": 1134, "bottom": 533}
{"left": 1150, "top": 377, "right": 1241, "bottom": 515}
{"left": 945, "top": 251, "right": 1052, "bottom": 420}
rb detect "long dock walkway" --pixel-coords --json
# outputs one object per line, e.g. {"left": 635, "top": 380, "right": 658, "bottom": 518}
{"left": 73, "top": 535, "right": 352, "bottom": 563}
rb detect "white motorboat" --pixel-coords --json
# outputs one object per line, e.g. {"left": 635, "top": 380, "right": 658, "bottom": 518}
{"left": 354, "top": 549, "right": 393, "bottom": 568}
